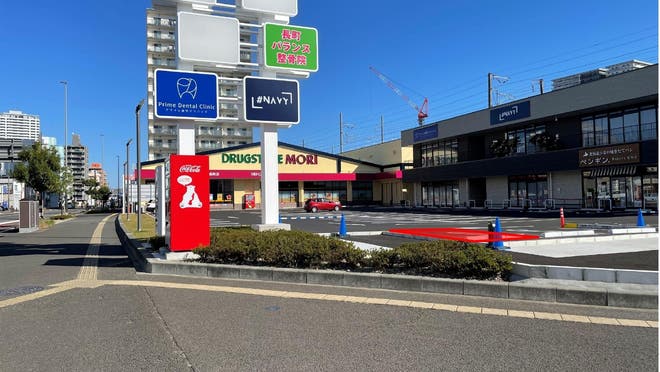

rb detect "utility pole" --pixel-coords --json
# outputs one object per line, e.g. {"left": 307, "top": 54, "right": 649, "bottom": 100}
{"left": 380, "top": 115, "right": 384, "bottom": 143}
{"left": 125, "top": 139, "right": 132, "bottom": 219}
{"left": 539, "top": 79, "right": 544, "bottom": 94}
{"left": 339, "top": 112, "right": 343, "bottom": 153}
{"left": 135, "top": 99, "right": 145, "bottom": 232}
{"left": 487, "top": 73, "right": 493, "bottom": 108}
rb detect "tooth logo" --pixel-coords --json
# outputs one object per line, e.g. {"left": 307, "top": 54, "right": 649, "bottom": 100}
{"left": 176, "top": 78, "right": 198, "bottom": 99}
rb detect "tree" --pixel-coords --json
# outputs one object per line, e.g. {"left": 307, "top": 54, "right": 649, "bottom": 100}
{"left": 52, "top": 167, "right": 73, "bottom": 215}
{"left": 10, "top": 142, "right": 62, "bottom": 212}
{"left": 83, "top": 178, "right": 112, "bottom": 207}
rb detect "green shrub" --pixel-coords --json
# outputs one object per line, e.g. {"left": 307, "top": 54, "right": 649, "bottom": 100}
{"left": 50, "top": 214, "right": 73, "bottom": 220}
{"left": 193, "top": 228, "right": 512, "bottom": 280}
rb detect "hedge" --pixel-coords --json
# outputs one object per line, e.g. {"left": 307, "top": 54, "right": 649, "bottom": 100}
{"left": 194, "top": 228, "right": 512, "bottom": 280}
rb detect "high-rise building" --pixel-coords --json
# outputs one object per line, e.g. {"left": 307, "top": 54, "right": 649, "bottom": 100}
{"left": 146, "top": 1, "right": 253, "bottom": 161}
{"left": 67, "top": 133, "right": 89, "bottom": 204}
{"left": 0, "top": 110, "right": 41, "bottom": 141}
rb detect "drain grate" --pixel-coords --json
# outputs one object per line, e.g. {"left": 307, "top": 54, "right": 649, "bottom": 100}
{"left": 0, "top": 286, "right": 45, "bottom": 297}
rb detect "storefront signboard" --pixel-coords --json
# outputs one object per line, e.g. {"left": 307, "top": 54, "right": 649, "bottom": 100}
{"left": 413, "top": 125, "right": 438, "bottom": 142}
{"left": 264, "top": 23, "right": 318, "bottom": 72}
{"left": 243, "top": 76, "right": 300, "bottom": 124}
{"left": 168, "top": 155, "right": 209, "bottom": 251}
{"left": 490, "top": 101, "right": 531, "bottom": 125}
{"left": 578, "top": 143, "right": 640, "bottom": 167}
{"left": 154, "top": 69, "right": 218, "bottom": 120}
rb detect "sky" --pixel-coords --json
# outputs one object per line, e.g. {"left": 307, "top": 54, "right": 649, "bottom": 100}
{"left": 0, "top": 0, "right": 657, "bottom": 189}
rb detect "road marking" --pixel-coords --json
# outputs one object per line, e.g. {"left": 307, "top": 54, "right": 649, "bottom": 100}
{"left": 76, "top": 214, "right": 113, "bottom": 281}
{"left": 2, "top": 278, "right": 656, "bottom": 328}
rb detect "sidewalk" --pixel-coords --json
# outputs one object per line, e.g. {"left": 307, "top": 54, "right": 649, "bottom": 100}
{"left": 115, "top": 216, "right": 658, "bottom": 309}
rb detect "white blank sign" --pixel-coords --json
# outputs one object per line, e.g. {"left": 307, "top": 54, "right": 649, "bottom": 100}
{"left": 177, "top": 12, "right": 240, "bottom": 64}
{"left": 241, "top": 0, "right": 297, "bottom": 16}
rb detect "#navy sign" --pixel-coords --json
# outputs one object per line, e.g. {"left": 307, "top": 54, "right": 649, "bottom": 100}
{"left": 490, "top": 101, "right": 530, "bottom": 125}
{"left": 243, "top": 76, "right": 299, "bottom": 124}
{"left": 154, "top": 69, "right": 218, "bottom": 120}
{"left": 413, "top": 125, "right": 438, "bottom": 142}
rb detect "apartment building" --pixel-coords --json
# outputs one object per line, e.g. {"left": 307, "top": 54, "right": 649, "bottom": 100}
{"left": 146, "top": 0, "right": 253, "bottom": 161}
{"left": 67, "top": 133, "right": 89, "bottom": 204}
{"left": 0, "top": 110, "right": 40, "bottom": 142}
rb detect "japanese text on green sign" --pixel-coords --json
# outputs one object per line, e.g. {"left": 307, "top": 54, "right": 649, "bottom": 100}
{"left": 264, "top": 23, "right": 318, "bottom": 72}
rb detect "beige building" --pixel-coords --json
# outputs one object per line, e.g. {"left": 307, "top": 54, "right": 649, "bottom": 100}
{"left": 139, "top": 141, "right": 410, "bottom": 208}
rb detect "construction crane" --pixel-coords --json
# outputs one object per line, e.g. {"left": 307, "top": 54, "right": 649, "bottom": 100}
{"left": 369, "top": 66, "right": 429, "bottom": 126}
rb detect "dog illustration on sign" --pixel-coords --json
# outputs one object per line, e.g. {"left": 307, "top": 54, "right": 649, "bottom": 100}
{"left": 177, "top": 174, "right": 202, "bottom": 209}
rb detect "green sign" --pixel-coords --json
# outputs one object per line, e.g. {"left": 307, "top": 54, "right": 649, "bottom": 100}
{"left": 264, "top": 23, "right": 318, "bottom": 72}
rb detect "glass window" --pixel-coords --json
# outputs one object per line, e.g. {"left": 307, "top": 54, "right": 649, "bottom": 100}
{"left": 581, "top": 118, "right": 594, "bottom": 147}
{"left": 609, "top": 113, "right": 623, "bottom": 144}
{"left": 594, "top": 116, "right": 608, "bottom": 146}
{"left": 641, "top": 107, "right": 657, "bottom": 140}
{"left": 623, "top": 110, "right": 639, "bottom": 142}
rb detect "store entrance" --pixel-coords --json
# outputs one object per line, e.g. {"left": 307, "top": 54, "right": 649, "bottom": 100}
{"left": 582, "top": 170, "right": 656, "bottom": 210}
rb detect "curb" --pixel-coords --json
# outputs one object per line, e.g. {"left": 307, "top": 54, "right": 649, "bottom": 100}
{"left": 511, "top": 262, "right": 658, "bottom": 285}
{"left": 115, "top": 216, "right": 658, "bottom": 309}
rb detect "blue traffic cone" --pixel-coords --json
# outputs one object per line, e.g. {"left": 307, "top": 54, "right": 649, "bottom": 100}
{"left": 493, "top": 217, "right": 504, "bottom": 249}
{"left": 637, "top": 208, "right": 646, "bottom": 227}
{"left": 339, "top": 213, "right": 347, "bottom": 237}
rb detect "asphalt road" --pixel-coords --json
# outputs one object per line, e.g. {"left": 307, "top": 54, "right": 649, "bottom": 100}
{"left": 1, "top": 213, "right": 657, "bottom": 371}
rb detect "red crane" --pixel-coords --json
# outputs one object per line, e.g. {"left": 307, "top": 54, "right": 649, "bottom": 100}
{"left": 369, "top": 66, "right": 429, "bottom": 126}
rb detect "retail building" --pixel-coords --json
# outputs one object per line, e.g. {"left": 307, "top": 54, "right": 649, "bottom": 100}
{"left": 138, "top": 142, "right": 407, "bottom": 209}
{"left": 401, "top": 63, "right": 658, "bottom": 211}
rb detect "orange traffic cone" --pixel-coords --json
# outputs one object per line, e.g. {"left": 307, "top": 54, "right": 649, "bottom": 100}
{"left": 560, "top": 207, "right": 565, "bottom": 228}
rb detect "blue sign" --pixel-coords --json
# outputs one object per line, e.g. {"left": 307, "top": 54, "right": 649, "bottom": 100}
{"left": 413, "top": 125, "right": 438, "bottom": 142}
{"left": 490, "top": 101, "right": 531, "bottom": 125}
{"left": 243, "top": 76, "right": 299, "bottom": 124}
{"left": 154, "top": 69, "right": 218, "bottom": 120}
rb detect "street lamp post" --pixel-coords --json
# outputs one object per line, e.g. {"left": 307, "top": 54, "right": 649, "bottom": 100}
{"left": 59, "top": 80, "right": 68, "bottom": 213}
{"left": 116, "top": 155, "right": 120, "bottom": 210}
{"left": 125, "top": 139, "right": 132, "bottom": 219}
{"left": 135, "top": 99, "right": 145, "bottom": 232}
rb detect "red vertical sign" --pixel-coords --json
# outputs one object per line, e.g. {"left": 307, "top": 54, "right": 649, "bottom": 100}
{"left": 169, "top": 155, "right": 209, "bottom": 251}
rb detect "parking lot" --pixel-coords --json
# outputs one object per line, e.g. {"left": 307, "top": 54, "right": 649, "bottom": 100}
{"left": 210, "top": 207, "right": 658, "bottom": 271}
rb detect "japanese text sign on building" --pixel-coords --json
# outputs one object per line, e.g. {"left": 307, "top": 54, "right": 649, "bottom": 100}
{"left": 264, "top": 23, "right": 318, "bottom": 72}
{"left": 243, "top": 76, "right": 299, "bottom": 124}
{"left": 578, "top": 143, "right": 640, "bottom": 167}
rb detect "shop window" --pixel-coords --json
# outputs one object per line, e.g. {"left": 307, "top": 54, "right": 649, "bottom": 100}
{"left": 418, "top": 139, "right": 457, "bottom": 167}
{"left": 641, "top": 107, "right": 657, "bottom": 140}
{"left": 351, "top": 181, "right": 372, "bottom": 201}
{"left": 581, "top": 105, "right": 657, "bottom": 147}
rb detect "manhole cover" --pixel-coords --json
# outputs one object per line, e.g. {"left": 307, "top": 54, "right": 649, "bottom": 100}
{"left": 0, "top": 286, "right": 45, "bottom": 297}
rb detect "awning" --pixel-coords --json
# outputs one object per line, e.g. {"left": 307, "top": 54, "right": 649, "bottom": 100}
{"left": 589, "top": 166, "right": 637, "bottom": 177}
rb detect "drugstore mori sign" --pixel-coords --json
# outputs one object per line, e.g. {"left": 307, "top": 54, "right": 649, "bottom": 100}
{"left": 221, "top": 152, "right": 319, "bottom": 165}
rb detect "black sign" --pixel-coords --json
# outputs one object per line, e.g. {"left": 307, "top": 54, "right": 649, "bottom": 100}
{"left": 578, "top": 143, "right": 640, "bottom": 167}
{"left": 243, "top": 76, "right": 299, "bottom": 124}
{"left": 490, "top": 101, "right": 531, "bottom": 125}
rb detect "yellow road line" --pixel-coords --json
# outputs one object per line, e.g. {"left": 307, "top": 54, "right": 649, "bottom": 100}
{"left": 1, "top": 278, "right": 655, "bottom": 328}
{"left": 76, "top": 214, "right": 113, "bottom": 281}
{"left": 101, "top": 280, "right": 657, "bottom": 329}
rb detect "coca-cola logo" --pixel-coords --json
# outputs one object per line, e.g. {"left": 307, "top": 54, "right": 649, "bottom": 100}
{"left": 179, "top": 165, "right": 201, "bottom": 173}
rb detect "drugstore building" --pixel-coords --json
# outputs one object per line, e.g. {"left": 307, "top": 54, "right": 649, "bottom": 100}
{"left": 401, "top": 63, "right": 658, "bottom": 211}
{"left": 138, "top": 141, "right": 411, "bottom": 208}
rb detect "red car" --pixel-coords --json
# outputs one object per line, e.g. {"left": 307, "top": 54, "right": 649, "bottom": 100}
{"left": 304, "top": 198, "right": 341, "bottom": 212}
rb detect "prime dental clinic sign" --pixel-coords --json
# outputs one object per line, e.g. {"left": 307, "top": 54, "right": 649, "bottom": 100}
{"left": 221, "top": 152, "right": 319, "bottom": 165}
